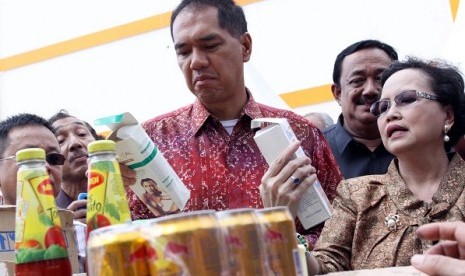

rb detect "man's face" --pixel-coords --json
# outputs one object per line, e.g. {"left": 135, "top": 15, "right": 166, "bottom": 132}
{"left": 333, "top": 48, "right": 393, "bottom": 136}
{"left": 0, "top": 125, "right": 62, "bottom": 205}
{"left": 52, "top": 117, "right": 95, "bottom": 182}
{"left": 172, "top": 6, "right": 251, "bottom": 108}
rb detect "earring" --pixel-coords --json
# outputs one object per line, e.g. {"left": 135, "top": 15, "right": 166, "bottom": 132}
{"left": 444, "top": 125, "right": 450, "bottom": 142}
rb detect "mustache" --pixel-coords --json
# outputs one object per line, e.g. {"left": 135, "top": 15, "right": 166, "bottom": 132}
{"left": 356, "top": 96, "right": 379, "bottom": 106}
{"left": 69, "top": 150, "right": 89, "bottom": 162}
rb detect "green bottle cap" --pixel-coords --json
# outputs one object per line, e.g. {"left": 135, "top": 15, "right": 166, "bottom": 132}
{"left": 88, "top": 140, "right": 116, "bottom": 153}
{"left": 16, "top": 148, "right": 46, "bottom": 162}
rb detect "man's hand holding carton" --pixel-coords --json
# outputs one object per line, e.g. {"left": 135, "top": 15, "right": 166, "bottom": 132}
{"left": 260, "top": 140, "right": 317, "bottom": 218}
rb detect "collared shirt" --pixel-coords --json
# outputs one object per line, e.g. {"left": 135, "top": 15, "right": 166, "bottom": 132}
{"left": 323, "top": 115, "right": 394, "bottom": 179}
{"left": 56, "top": 188, "right": 74, "bottom": 209}
{"left": 128, "top": 91, "right": 343, "bottom": 247}
{"left": 313, "top": 154, "right": 465, "bottom": 273}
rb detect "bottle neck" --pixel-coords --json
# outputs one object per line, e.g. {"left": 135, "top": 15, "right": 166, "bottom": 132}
{"left": 88, "top": 151, "right": 117, "bottom": 162}
{"left": 17, "top": 159, "right": 46, "bottom": 166}
{"left": 88, "top": 151, "right": 115, "bottom": 157}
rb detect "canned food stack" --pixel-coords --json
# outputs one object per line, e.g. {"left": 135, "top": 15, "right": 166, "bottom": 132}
{"left": 87, "top": 207, "right": 301, "bottom": 275}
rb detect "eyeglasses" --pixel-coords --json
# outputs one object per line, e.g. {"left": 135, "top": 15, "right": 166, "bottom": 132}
{"left": 370, "top": 90, "right": 439, "bottom": 117}
{"left": 0, "top": 152, "right": 66, "bottom": 166}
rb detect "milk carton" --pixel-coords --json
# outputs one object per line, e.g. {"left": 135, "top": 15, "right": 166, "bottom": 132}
{"left": 94, "top": 112, "right": 190, "bottom": 215}
{"left": 251, "top": 118, "right": 332, "bottom": 229}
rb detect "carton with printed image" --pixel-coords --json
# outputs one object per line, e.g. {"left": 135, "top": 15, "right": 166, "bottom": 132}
{"left": 94, "top": 112, "right": 190, "bottom": 217}
{"left": 251, "top": 118, "right": 332, "bottom": 229}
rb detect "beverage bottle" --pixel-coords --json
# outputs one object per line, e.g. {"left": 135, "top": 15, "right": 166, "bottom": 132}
{"left": 14, "top": 148, "right": 72, "bottom": 276}
{"left": 86, "top": 140, "right": 131, "bottom": 237}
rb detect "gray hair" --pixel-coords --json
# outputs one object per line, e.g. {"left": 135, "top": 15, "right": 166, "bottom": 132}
{"left": 304, "top": 112, "right": 334, "bottom": 130}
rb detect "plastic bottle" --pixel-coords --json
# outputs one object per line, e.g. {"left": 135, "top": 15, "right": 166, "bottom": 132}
{"left": 86, "top": 140, "right": 131, "bottom": 237}
{"left": 14, "top": 148, "right": 72, "bottom": 276}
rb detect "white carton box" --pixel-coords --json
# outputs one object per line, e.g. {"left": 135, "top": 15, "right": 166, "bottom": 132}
{"left": 94, "top": 112, "right": 190, "bottom": 215}
{"left": 251, "top": 118, "right": 332, "bottom": 229}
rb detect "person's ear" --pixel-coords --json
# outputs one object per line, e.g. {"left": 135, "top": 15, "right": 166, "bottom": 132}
{"left": 331, "top": 84, "right": 342, "bottom": 106}
{"left": 444, "top": 105, "right": 455, "bottom": 129}
{"left": 241, "top": 32, "right": 252, "bottom": 62}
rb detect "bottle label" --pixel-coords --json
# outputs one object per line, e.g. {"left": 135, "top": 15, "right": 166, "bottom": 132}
{"left": 15, "top": 170, "right": 68, "bottom": 264}
{"left": 87, "top": 160, "right": 131, "bottom": 233}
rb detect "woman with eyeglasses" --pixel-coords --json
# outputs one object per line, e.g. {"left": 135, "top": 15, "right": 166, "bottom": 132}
{"left": 303, "top": 57, "right": 465, "bottom": 275}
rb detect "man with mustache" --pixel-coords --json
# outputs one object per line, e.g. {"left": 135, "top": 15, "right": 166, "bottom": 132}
{"left": 323, "top": 40, "right": 397, "bottom": 178}
{"left": 49, "top": 110, "right": 103, "bottom": 221}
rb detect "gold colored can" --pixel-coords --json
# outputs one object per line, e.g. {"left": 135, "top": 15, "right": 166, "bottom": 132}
{"left": 216, "top": 208, "right": 266, "bottom": 276}
{"left": 87, "top": 224, "right": 150, "bottom": 276}
{"left": 255, "top": 207, "right": 299, "bottom": 275}
{"left": 142, "top": 210, "right": 228, "bottom": 276}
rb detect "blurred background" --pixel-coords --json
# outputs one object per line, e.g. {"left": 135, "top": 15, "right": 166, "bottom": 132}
{"left": 0, "top": 0, "right": 463, "bottom": 130}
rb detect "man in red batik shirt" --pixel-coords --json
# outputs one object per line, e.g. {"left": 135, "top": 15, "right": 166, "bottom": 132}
{"left": 125, "top": 0, "right": 343, "bottom": 248}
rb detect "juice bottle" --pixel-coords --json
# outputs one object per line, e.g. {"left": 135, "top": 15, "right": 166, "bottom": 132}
{"left": 86, "top": 140, "right": 131, "bottom": 237}
{"left": 14, "top": 148, "right": 72, "bottom": 276}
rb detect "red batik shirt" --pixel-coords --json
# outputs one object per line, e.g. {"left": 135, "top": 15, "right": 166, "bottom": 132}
{"left": 128, "top": 91, "right": 343, "bottom": 247}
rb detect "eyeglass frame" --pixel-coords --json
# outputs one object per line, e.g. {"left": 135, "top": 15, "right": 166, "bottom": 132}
{"left": 0, "top": 152, "right": 66, "bottom": 166}
{"left": 370, "top": 89, "right": 439, "bottom": 117}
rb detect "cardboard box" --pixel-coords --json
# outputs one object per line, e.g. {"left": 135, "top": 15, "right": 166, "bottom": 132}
{"left": 0, "top": 260, "right": 14, "bottom": 275}
{"left": 94, "top": 112, "right": 190, "bottom": 216}
{"left": 251, "top": 118, "right": 332, "bottom": 229}
{"left": 0, "top": 206, "right": 79, "bottom": 273}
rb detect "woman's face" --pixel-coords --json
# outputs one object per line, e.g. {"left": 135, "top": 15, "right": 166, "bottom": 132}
{"left": 142, "top": 181, "right": 157, "bottom": 195}
{"left": 377, "top": 69, "right": 454, "bottom": 157}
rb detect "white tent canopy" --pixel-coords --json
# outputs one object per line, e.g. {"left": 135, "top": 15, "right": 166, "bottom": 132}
{"left": 0, "top": 0, "right": 463, "bottom": 126}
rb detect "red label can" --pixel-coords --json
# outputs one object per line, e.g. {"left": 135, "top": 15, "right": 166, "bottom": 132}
{"left": 255, "top": 207, "right": 299, "bottom": 275}
{"left": 216, "top": 208, "right": 267, "bottom": 275}
{"left": 86, "top": 224, "right": 150, "bottom": 276}
{"left": 142, "top": 210, "right": 228, "bottom": 275}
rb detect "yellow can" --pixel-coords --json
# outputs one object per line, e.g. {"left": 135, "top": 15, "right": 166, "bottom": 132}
{"left": 255, "top": 207, "right": 299, "bottom": 275}
{"left": 142, "top": 210, "right": 228, "bottom": 275}
{"left": 86, "top": 224, "right": 149, "bottom": 276}
{"left": 216, "top": 208, "right": 266, "bottom": 276}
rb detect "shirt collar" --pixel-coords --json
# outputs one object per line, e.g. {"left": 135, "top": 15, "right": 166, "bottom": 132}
{"left": 334, "top": 115, "right": 389, "bottom": 155}
{"left": 386, "top": 154, "right": 465, "bottom": 218}
{"left": 190, "top": 88, "right": 262, "bottom": 136}
{"left": 191, "top": 98, "right": 211, "bottom": 135}
{"left": 242, "top": 89, "right": 264, "bottom": 119}
{"left": 333, "top": 115, "right": 354, "bottom": 154}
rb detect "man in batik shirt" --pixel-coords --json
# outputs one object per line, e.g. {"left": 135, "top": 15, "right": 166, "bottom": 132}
{"left": 127, "top": 0, "right": 343, "bottom": 248}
